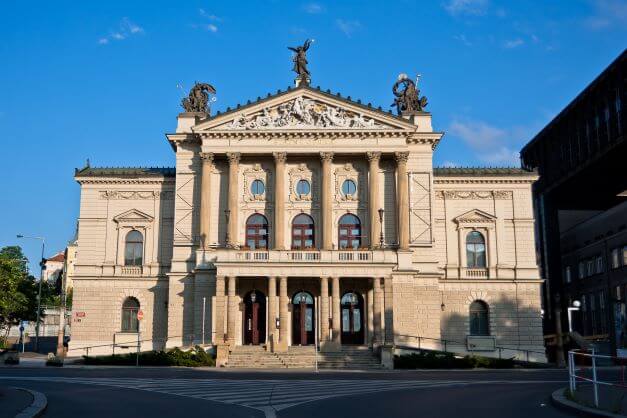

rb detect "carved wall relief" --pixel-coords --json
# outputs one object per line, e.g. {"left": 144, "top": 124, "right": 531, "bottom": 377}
{"left": 100, "top": 190, "right": 173, "bottom": 200}
{"left": 435, "top": 190, "right": 513, "bottom": 200}
{"left": 288, "top": 163, "right": 315, "bottom": 202}
{"left": 242, "top": 163, "right": 272, "bottom": 203}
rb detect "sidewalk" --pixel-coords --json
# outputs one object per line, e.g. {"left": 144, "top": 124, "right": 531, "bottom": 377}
{"left": 0, "top": 386, "right": 34, "bottom": 417}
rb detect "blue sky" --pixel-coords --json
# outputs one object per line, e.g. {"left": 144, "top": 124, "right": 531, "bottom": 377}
{"left": 1, "top": 0, "right": 625, "bottom": 273}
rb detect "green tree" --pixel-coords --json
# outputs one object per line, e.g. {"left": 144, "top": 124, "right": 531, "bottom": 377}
{"left": 0, "top": 246, "right": 38, "bottom": 344}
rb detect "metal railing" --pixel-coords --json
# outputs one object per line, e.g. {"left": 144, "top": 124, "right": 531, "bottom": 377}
{"left": 69, "top": 334, "right": 204, "bottom": 358}
{"left": 568, "top": 349, "right": 627, "bottom": 409}
{"left": 395, "top": 334, "right": 547, "bottom": 363}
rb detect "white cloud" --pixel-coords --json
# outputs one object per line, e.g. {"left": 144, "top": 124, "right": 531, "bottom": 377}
{"left": 585, "top": 0, "right": 627, "bottom": 29}
{"left": 448, "top": 119, "right": 524, "bottom": 166}
{"left": 503, "top": 38, "right": 524, "bottom": 49}
{"left": 199, "top": 8, "right": 221, "bottom": 21}
{"left": 98, "top": 18, "right": 144, "bottom": 45}
{"left": 206, "top": 24, "right": 218, "bottom": 33}
{"left": 303, "top": 2, "right": 324, "bottom": 14}
{"left": 443, "top": 0, "right": 488, "bottom": 16}
{"left": 336, "top": 19, "right": 361, "bottom": 37}
{"left": 453, "top": 34, "right": 472, "bottom": 46}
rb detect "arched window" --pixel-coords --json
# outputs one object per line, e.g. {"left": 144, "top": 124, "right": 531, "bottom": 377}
{"left": 469, "top": 300, "right": 489, "bottom": 336}
{"left": 124, "top": 230, "right": 143, "bottom": 266}
{"left": 341, "top": 179, "right": 357, "bottom": 197}
{"left": 296, "top": 179, "right": 311, "bottom": 196}
{"left": 466, "top": 231, "right": 486, "bottom": 268}
{"left": 292, "top": 291, "right": 314, "bottom": 305}
{"left": 338, "top": 214, "right": 362, "bottom": 249}
{"left": 292, "top": 214, "right": 315, "bottom": 249}
{"left": 121, "top": 297, "right": 140, "bottom": 332}
{"left": 251, "top": 179, "right": 265, "bottom": 197}
{"left": 245, "top": 214, "right": 269, "bottom": 250}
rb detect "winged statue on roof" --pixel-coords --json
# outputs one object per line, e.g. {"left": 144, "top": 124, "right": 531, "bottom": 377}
{"left": 288, "top": 39, "right": 313, "bottom": 84}
{"left": 181, "top": 82, "right": 217, "bottom": 113}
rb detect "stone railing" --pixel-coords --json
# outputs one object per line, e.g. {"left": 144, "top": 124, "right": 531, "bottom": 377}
{"left": 463, "top": 268, "right": 488, "bottom": 279}
{"left": 210, "top": 249, "right": 397, "bottom": 264}
{"left": 119, "top": 266, "right": 143, "bottom": 276}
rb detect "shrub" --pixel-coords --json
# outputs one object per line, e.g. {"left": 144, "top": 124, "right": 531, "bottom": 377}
{"left": 394, "top": 351, "right": 515, "bottom": 369}
{"left": 83, "top": 345, "right": 215, "bottom": 367}
{"left": 46, "top": 357, "right": 64, "bottom": 367}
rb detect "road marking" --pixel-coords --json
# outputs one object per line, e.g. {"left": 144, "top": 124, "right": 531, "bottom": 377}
{"left": 0, "top": 377, "right": 566, "bottom": 418}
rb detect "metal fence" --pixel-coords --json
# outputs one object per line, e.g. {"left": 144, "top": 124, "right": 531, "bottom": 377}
{"left": 568, "top": 349, "right": 627, "bottom": 410}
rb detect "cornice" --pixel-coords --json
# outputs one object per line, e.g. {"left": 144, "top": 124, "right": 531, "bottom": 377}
{"left": 77, "top": 179, "right": 175, "bottom": 185}
{"left": 196, "top": 130, "right": 407, "bottom": 140}
{"left": 434, "top": 178, "right": 535, "bottom": 184}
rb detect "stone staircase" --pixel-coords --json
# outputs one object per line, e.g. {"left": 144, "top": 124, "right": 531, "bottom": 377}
{"left": 318, "top": 346, "right": 382, "bottom": 370}
{"left": 225, "top": 345, "right": 382, "bottom": 370}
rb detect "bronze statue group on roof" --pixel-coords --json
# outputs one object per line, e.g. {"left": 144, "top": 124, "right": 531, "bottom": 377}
{"left": 182, "top": 40, "right": 427, "bottom": 116}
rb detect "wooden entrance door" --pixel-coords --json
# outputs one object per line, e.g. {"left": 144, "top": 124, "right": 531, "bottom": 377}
{"left": 341, "top": 292, "right": 365, "bottom": 345}
{"left": 292, "top": 291, "right": 315, "bottom": 345}
{"left": 244, "top": 290, "right": 266, "bottom": 345}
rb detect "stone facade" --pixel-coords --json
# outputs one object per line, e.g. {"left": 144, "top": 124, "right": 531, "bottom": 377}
{"left": 68, "top": 85, "right": 546, "bottom": 364}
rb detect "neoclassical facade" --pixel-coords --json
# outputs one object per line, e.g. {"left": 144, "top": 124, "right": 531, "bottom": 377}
{"left": 69, "top": 83, "right": 546, "bottom": 365}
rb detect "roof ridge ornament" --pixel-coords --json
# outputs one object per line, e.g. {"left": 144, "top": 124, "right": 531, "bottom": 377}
{"left": 392, "top": 73, "right": 428, "bottom": 115}
{"left": 288, "top": 39, "right": 313, "bottom": 87}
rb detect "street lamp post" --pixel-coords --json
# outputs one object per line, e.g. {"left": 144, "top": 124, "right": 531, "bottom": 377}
{"left": 377, "top": 208, "right": 384, "bottom": 248}
{"left": 17, "top": 234, "right": 45, "bottom": 353}
{"left": 567, "top": 300, "right": 581, "bottom": 333}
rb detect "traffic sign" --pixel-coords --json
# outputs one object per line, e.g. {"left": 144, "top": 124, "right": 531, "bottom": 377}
{"left": 137, "top": 310, "right": 144, "bottom": 321}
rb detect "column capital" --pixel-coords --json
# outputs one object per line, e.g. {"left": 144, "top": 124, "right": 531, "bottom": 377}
{"left": 226, "top": 152, "right": 241, "bottom": 164}
{"left": 366, "top": 151, "right": 381, "bottom": 162}
{"left": 200, "top": 152, "right": 214, "bottom": 163}
{"left": 394, "top": 151, "right": 409, "bottom": 164}
{"left": 320, "top": 151, "right": 334, "bottom": 162}
{"left": 273, "top": 152, "right": 287, "bottom": 163}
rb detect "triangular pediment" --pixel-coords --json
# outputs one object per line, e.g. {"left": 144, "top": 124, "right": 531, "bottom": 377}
{"left": 193, "top": 86, "right": 417, "bottom": 132}
{"left": 113, "top": 209, "right": 154, "bottom": 223}
{"left": 453, "top": 209, "right": 497, "bottom": 224}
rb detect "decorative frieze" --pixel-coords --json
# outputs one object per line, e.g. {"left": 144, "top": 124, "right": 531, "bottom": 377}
{"left": 435, "top": 190, "right": 513, "bottom": 199}
{"left": 222, "top": 97, "right": 385, "bottom": 130}
{"left": 99, "top": 190, "right": 173, "bottom": 200}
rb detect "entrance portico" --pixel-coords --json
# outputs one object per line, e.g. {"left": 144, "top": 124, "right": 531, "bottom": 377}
{"left": 209, "top": 265, "right": 392, "bottom": 361}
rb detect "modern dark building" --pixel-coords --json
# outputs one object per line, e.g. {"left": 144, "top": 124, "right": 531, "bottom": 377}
{"left": 521, "top": 49, "right": 627, "bottom": 356}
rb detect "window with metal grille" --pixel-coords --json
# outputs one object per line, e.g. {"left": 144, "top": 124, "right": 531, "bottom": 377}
{"left": 121, "top": 297, "right": 140, "bottom": 332}
{"left": 469, "top": 300, "right": 489, "bottom": 336}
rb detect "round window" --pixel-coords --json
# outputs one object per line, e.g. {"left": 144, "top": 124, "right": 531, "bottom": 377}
{"left": 341, "top": 179, "right": 357, "bottom": 196}
{"left": 296, "top": 179, "right": 311, "bottom": 196}
{"left": 251, "top": 179, "right": 265, "bottom": 196}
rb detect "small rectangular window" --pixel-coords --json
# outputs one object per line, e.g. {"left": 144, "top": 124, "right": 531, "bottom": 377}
{"left": 564, "top": 266, "right": 571, "bottom": 283}
{"left": 612, "top": 248, "right": 620, "bottom": 269}
{"left": 587, "top": 260, "right": 594, "bottom": 276}
{"left": 596, "top": 256, "right": 604, "bottom": 274}
{"left": 579, "top": 262, "right": 586, "bottom": 279}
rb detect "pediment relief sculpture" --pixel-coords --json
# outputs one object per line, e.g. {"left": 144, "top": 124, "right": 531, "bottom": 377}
{"left": 113, "top": 209, "right": 155, "bottom": 224}
{"left": 221, "top": 97, "right": 385, "bottom": 130}
{"left": 453, "top": 209, "right": 497, "bottom": 225}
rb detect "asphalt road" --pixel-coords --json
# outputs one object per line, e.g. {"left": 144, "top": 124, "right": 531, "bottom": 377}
{"left": 0, "top": 367, "right": 574, "bottom": 418}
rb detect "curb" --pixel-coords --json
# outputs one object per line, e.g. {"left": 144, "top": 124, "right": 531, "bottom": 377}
{"left": 551, "top": 388, "right": 626, "bottom": 418}
{"left": 14, "top": 388, "right": 47, "bottom": 418}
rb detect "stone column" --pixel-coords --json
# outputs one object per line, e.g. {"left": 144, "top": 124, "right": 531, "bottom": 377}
{"left": 372, "top": 277, "right": 382, "bottom": 347}
{"left": 226, "top": 152, "right": 241, "bottom": 248}
{"left": 226, "top": 276, "right": 237, "bottom": 346}
{"left": 199, "top": 152, "right": 214, "bottom": 248}
{"left": 395, "top": 152, "right": 410, "bottom": 250}
{"left": 320, "top": 277, "right": 330, "bottom": 346}
{"left": 273, "top": 152, "right": 287, "bottom": 250}
{"left": 215, "top": 276, "right": 226, "bottom": 343}
{"left": 214, "top": 275, "right": 229, "bottom": 366}
{"left": 367, "top": 151, "right": 381, "bottom": 248}
{"left": 320, "top": 152, "right": 334, "bottom": 250}
{"left": 277, "top": 276, "right": 289, "bottom": 351}
{"left": 267, "top": 276, "right": 277, "bottom": 348}
{"left": 331, "top": 276, "right": 341, "bottom": 348}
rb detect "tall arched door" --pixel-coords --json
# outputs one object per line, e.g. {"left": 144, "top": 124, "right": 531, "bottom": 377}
{"left": 341, "top": 292, "right": 365, "bottom": 345}
{"left": 244, "top": 290, "right": 266, "bottom": 345}
{"left": 292, "top": 291, "right": 315, "bottom": 345}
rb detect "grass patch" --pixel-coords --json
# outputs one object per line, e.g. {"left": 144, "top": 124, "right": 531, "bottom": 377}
{"left": 394, "top": 351, "right": 515, "bottom": 369}
{"left": 83, "top": 345, "right": 215, "bottom": 367}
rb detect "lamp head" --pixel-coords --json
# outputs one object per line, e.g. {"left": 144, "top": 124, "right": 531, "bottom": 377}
{"left": 573, "top": 300, "right": 581, "bottom": 308}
